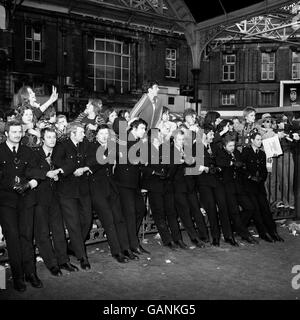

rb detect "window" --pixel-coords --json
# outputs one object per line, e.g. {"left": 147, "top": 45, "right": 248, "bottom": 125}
{"left": 292, "top": 52, "right": 300, "bottom": 79}
{"left": 87, "top": 37, "right": 130, "bottom": 93}
{"left": 261, "top": 52, "right": 275, "bottom": 80}
{"left": 168, "top": 96, "right": 175, "bottom": 105}
{"left": 260, "top": 91, "right": 275, "bottom": 106}
{"left": 221, "top": 92, "right": 236, "bottom": 105}
{"left": 25, "top": 25, "right": 41, "bottom": 62}
{"left": 222, "top": 54, "right": 236, "bottom": 81}
{"left": 165, "top": 48, "right": 177, "bottom": 78}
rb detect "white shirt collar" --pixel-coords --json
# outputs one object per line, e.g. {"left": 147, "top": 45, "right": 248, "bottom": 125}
{"left": 6, "top": 140, "right": 19, "bottom": 153}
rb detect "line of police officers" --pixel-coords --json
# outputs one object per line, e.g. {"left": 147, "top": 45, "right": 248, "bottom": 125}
{"left": 0, "top": 117, "right": 283, "bottom": 292}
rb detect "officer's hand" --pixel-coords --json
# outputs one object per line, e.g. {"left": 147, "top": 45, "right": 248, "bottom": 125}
{"left": 73, "top": 168, "right": 84, "bottom": 177}
{"left": 14, "top": 182, "right": 30, "bottom": 194}
{"left": 46, "top": 170, "right": 58, "bottom": 179}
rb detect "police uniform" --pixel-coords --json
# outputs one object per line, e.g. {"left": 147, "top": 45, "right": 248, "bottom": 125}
{"left": 52, "top": 138, "right": 92, "bottom": 261}
{"left": 30, "top": 146, "right": 69, "bottom": 271}
{"left": 0, "top": 142, "right": 37, "bottom": 282}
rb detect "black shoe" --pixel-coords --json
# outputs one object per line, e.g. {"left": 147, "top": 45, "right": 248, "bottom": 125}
{"left": 59, "top": 262, "right": 79, "bottom": 272}
{"left": 175, "top": 240, "right": 188, "bottom": 250}
{"left": 124, "top": 249, "right": 139, "bottom": 260}
{"left": 25, "top": 273, "right": 43, "bottom": 288}
{"left": 260, "top": 233, "right": 274, "bottom": 243}
{"left": 49, "top": 266, "right": 63, "bottom": 277}
{"left": 224, "top": 237, "right": 239, "bottom": 247}
{"left": 113, "top": 253, "right": 129, "bottom": 263}
{"left": 270, "top": 232, "right": 284, "bottom": 242}
{"left": 138, "top": 244, "right": 150, "bottom": 254}
{"left": 242, "top": 236, "right": 259, "bottom": 244}
{"left": 80, "top": 258, "right": 91, "bottom": 270}
{"left": 212, "top": 238, "right": 220, "bottom": 247}
{"left": 13, "top": 278, "right": 26, "bottom": 292}
{"left": 192, "top": 237, "right": 206, "bottom": 248}
{"left": 166, "top": 241, "right": 178, "bottom": 251}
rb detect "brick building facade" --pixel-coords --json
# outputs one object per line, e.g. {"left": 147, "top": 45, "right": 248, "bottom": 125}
{"left": 0, "top": 0, "right": 193, "bottom": 116}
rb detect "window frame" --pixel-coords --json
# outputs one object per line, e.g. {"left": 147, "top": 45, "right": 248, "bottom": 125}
{"left": 165, "top": 48, "right": 177, "bottom": 79}
{"left": 222, "top": 54, "right": 236, "bottom": 81}
{"left": 24, "top": 24, "right": 42, "bottom": 62}
{"left": 87, "top": 37, "right": 131, "bottom": 94}
{"left": 261, "top": 52, "right": 275, "bottom": 81}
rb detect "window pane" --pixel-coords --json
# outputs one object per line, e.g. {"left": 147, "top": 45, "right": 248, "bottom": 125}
{"left": 96, "top": 66, "right": 105, "bottom": 78}
{"left": 25, "top": 50, "right": 32, "bottom": 60}
{"left": 106, "top": 66, "right": 114, "bottom": 79}
{"left": 106, "top": 41, "right": 114, "bottom": 52}
{"left": 96, "top": 40, "right": 104, "bottom": 51}
{"left": 96, "top": 53, "right": 105, "bottom": 65}
{"left": 34, "top": 41, "right": 40, "bottom": 51}
{"left": 33, "top": 32, "right": 41, "bottom": 41}
{"left": 106, "top": 54, "right": 114, "bottom": 66}
{"left": 34, "top": 50, "right": 40, "bottom": 61}
{"left": 26, "top": 40, "right": 32, "bottom": 50}
{"left": 123, "top": 69, "right": 129, "bottom": 81}
{"left": 115, "top": 43, "right": 121, "bottom": 53}
{"left": 115, "top": 55, "right": 121, "bottom": 67}
{"left": 115, "top": 67, "right": 121, "bottom": 80}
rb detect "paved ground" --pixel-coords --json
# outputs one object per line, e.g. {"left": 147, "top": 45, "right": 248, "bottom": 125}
{"left": 0, "top": 224, "right": 300, "bottom": 300}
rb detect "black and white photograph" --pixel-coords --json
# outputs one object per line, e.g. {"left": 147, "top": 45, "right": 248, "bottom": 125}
{"left": 0, "top": 0, "right": 300, "bottom": 313}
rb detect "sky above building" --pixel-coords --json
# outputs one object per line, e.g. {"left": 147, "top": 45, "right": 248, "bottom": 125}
{"left": 184, "top": 0, "right": 265, "bottom": 22}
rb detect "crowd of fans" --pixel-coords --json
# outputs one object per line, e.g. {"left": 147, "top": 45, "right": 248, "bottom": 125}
{"left": 0, "top": 83, "right": 299, "bottom": 292}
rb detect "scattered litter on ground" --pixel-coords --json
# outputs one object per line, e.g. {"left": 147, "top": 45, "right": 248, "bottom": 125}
{"left": 100, "top": 250, "right": 105, "bottom": 253}
{"left": 147, "top": 257, "right": 151, "bottom": 261}
{"left": 165, "top": 259, "right": 172, "bottom": 264}
{"left": 143, "top": 264, "right": 148, "bottom": 267}
{"left": 95, "top": 248, "right": 100, "bottom": 251}
{"left": 288, "top": 222, "right": 300, "bottom": 236}
{"left": 252, "top": 234, "right": 259, "bottom": 238}
{"left": 189, "top": 246, "right": 196, "bottom": 250}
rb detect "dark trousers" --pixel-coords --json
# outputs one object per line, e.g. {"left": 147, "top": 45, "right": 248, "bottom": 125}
{"left": 246, "top": 190, "right": 277, "bottom": 237}
{"left": 198, "top": 183, "right": 233, "bottom": 240}
{"left": 135, "top": 190, "right": 147, "bottom": 235}
{"left": 34, "top": 202, "right": 69, "bottom": 269}
{"left": 91, "top": 189, "right": 130, "bottom": 255}
{"left": 117, "top": 186, "right": 140, "bottom": 249}
{"left": 0, "top": 205, "right": 36, "bottom": 280}
{"left": 224, "top": 189, "right": 253, "bottom": 238}
{"left": 174, "top": 192, "right": 199, "bottom": 241}
{"left": 163, "top": 192, "right": 182, "bottom": 242}
{"left": 148, "top": 192, "right": 173, "bottom": 245}
{"left": 187, "top": 192, "right": 209, "bottom": 240}
{"left": 59, "top": 195, "right": 92, "bottom": 260}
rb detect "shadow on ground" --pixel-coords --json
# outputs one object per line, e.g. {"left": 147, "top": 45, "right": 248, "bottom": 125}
{"left": 1, "top": 226, "right": 300, "bottom": 300}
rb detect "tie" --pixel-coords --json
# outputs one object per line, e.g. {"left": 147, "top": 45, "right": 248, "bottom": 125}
{"left": 256, "top": 149, "right": 259, "bottom": 154}
{"left": 46, "top": 152, "right": 52, "bottom": 166}
{"left": 12, "top": 146, "right": 17, "bottom": 156}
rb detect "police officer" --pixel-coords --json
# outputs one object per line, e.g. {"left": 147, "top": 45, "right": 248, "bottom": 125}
{"left": 142, "top": 128, "right": 185, "bottom": 250}
{"left": 0, "top": 120, "right": 42, "bottom": 292}
{"left": 31, "top": 127, "right": 78, "bottom": 276}
{"left": 215, "top": 134, "right": 258, "bottom": 244}
{"left": 241, "top": 131, "right": 284, "bottom": 242}
{"left": 52, "top": 122, "right": 93, "bottom": 270}
{"left": 87, "top": 124, "right": 137, "bottom": 263}
{"left": 113, "top": 118, "right": 150, "bottom": 255}
{"left": 197, "top": 125, "right": 237, "bottom": 246}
